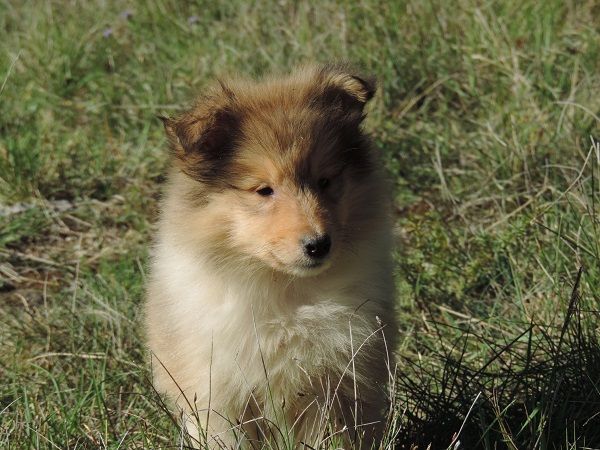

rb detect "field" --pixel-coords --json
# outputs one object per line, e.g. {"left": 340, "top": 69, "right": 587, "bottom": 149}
{"left": 1, "top": 0, "right": 599, "bottom": 448}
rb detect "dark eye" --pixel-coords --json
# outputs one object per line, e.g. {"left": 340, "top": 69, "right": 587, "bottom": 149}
{"left": 317, "top": 178, "right": 330, "bottom": 190}
{"left": 256, "top": 186, "right": 274, "bottom": 196}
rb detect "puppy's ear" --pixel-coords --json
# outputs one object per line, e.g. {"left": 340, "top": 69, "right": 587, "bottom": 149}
{"left": 162, "top": 110, "right": 237, "bottom": 156}
{"left": 329, "top": 73, "right": 376, "bottom": 104}
{"left": 160, "top": 102, "right": 240, "bottom": 183}
{"left": 319, "top": 67, "right": 376, "bottom": 112}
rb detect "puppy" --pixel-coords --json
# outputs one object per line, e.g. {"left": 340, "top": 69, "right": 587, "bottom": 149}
{"left": 145, "top": 65, "right": 397, "bottom": 449}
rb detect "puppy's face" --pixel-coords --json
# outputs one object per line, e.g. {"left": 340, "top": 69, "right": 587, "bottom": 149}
{"left": 163, "top": 66, "right": 376, "bottom": 276}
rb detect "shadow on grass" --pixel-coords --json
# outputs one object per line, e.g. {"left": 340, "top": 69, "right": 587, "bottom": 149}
{"left": 394, "top": 267, "right": 600, "bottom": 449}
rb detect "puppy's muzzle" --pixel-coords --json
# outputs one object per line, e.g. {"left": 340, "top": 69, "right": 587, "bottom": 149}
{"left": 302, "top": 234, "right": 331, "bottom": 260}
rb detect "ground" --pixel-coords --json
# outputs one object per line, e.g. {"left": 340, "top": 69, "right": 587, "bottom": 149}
{"left": 1, "top": 1, "right": 599, "bottom": 448}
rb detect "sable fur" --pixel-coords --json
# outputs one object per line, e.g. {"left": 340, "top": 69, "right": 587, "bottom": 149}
{"left": 145, "top": 65, "right": 397, "bottom": 449}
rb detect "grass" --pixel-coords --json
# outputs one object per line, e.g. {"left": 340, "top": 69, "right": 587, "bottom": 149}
{"left": 1, "top": 0, "right": 599, "bottom": 448}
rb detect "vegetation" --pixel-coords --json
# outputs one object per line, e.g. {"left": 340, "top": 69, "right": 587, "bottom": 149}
{"left": 1, "top": 0, "right": 599, "bottom": 448}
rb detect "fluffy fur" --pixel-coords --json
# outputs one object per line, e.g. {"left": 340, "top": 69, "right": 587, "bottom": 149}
{"left": 145, "top": 65, "right": 397, "bottom": 449}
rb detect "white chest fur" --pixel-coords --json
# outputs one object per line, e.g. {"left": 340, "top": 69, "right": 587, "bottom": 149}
{"left": 149, "top": 239, "right": 390, "bottom": 400}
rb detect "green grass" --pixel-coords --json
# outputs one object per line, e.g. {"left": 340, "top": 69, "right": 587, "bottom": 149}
{"left": 1, "top": 0, "right": 599, "bottom": 448}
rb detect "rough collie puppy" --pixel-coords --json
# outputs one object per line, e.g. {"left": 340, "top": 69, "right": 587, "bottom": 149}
{"left": 145, "top": 65, "right": 397, "bottom": 449}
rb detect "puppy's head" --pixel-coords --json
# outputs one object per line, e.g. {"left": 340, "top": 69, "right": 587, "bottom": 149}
{"left": 163, "top": 65, "right": 378, "bottom": 277}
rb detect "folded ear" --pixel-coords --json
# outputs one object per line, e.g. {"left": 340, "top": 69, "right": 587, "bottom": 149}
{"left": 319, "top": 66, "right": 376, "bottom": 112}
{"left": 160, "top": 104, "right": 240, "bottom": 182}
{"left": 328, "top": 72, "right": 376, "bottom": 103}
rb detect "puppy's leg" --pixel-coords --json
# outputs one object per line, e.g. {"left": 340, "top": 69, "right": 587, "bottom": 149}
{"left": 184, "top": 410, "right": 250, "bottom": 450}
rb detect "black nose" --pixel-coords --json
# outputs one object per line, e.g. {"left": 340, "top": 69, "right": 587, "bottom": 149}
{"left": 303, "top": 234, "right": 331, "bottom": 259}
